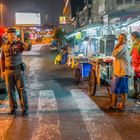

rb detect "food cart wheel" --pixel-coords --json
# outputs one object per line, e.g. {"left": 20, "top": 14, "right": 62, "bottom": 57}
{"left": 88, "top": 70, "right": 97, "bottom": 96}
{"left": 75, "top": 68, "right": 81, "bottom": 85}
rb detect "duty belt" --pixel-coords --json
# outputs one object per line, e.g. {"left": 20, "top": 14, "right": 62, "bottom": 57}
{"left": 5, "top": 65, "right": 21, "bottom": 70}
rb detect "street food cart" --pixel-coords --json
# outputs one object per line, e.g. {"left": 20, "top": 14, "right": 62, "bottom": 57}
{"left": 73, "top": 55, "right": 113, "bottom": 97}
{"left": 87, "top": 35, "right": 116, "bottom": 96}
{"left": 72, "top": 35, "right": 115, "bottom": 97}
{"left": 88, "top": 56, "right": 113, "bottom": 96}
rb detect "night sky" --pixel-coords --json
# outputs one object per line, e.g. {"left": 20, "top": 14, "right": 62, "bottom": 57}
{"left": 1, "top": 0, "right": 64, "bottom": 27}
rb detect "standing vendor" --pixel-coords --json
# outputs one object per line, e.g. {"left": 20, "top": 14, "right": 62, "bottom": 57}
{"left": 128, "top": 32, "right": 140, "bottom": 98}
{"left": 110, "top": 33, "right": 131, "bottom": 109}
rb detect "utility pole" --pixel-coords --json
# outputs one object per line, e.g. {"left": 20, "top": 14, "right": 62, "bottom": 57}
{"left": 20, "top": 27, "right": 24, "bottom": 42}
{"left": 0, "top": 4, "right": 3, "bottom": 26}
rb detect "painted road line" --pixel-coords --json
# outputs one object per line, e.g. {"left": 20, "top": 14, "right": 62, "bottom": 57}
{"left": 0, "top": 100, "right": 9, "bottom": 113}
{"left": 23, "top": 51, "right": 40, "bottom": 56}
{"left": 37, "top": 45, "right": 42, "bottom": 51}
{"left": 0, "top": 100, "right": 14, "bottom": 140}
{"left": 0, "top": 116, "right": 14, "bottom": 140}
{"left": 70, "top": 89, "right": 123, "bottom": 140}
{"left": 23, "top": 44, "right": 43, "bottom": 55}
{"left": 31, "top": 90, "right": 61, "bottom": 140}
{"left": 31, "top": 45, "right": 41, "bottom": 51}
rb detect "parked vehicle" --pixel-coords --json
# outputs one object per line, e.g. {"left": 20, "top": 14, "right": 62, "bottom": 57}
{"left": 0, "top": 60, "right": 7, "bottom": 94}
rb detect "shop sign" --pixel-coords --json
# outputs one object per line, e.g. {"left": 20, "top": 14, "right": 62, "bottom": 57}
{"left": 59, "top": 16, "right": 67, "bottom": 25}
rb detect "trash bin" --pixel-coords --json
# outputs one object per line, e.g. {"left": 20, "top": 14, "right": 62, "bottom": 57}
{"left": 82, "top": 63, "right": 92, "bottom": 78}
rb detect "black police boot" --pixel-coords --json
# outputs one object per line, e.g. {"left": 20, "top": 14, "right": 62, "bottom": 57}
{"left": 10, "top": 109, "right": 16, "bottom": 115}
{"left": 22, "top": 110, "right": 29, "bottom": 117}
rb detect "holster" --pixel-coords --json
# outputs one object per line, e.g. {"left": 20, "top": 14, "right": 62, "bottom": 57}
{"left": 20, "top": 62, "right": 27, "bottom": 71}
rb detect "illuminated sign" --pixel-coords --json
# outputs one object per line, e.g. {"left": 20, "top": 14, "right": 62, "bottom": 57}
{"left": 15, "top": 13, "right": 41, "bottom": 25}
{"left": 59, "top": 16, "right": 67, "bottom": 24}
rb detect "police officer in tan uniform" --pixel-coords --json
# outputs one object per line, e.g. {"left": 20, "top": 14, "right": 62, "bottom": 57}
{"left": 1, "top": 28, "right": 31, "bottom": 116}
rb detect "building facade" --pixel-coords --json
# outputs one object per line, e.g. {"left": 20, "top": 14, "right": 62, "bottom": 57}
{"left": 63, "top": 0, "right": 140, "bottom": 34}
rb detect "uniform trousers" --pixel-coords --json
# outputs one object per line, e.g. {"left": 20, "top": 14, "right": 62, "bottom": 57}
{"left": 5, "top": 69, "right": 28, "bottom": 112}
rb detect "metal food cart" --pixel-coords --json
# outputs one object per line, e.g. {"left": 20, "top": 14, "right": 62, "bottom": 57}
{"left": 73, "top": 55, "right": 113, "bottom": 97}
{"left": 88, "top": 57, "right": 113, "bottom": 97}
{"left": 87, "top": 35, "right": 116, "bottom": 96}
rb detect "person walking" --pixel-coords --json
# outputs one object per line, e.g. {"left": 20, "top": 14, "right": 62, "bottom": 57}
{"left": 128, "top": 31, "right": 140, "bottom": 98}
{"left": 110, "top": 33, "right": 131, "bottom": 109}
{"left": 1, "top": 28, "right": 31, "bottom": 116}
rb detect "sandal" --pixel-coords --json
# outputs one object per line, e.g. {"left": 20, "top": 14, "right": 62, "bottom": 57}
{"left": 106, "top": 105, "right": 117, "bottom": 109}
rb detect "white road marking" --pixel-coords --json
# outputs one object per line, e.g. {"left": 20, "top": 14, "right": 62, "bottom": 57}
{"left": 36, "top": 45, "right": 43, "bottom": 51}
{"left": 23, "top": 51, "right": 40, "bottom": 56}
{"left": 70, "top": 89, "right": 123, "bottom": 140}
{"left": 31, "top": 44, "right": 42, "bottom": 51}
{"left": 0, "top": 88, "right": 123, "bottom": 140}
{"left": 0, "top": 116, "right": 14, "bottom": 140}
{"left": 0, "top": 100, "right": 9, "bottom": 113}
{"left": 23, "top": 44, "right": 44, "bottom": 55}
{"left": 0, "top": 100, "right": 14, "bottom": 140}
{"left": 31, "top": 90, "right": 61, "bottom": 140}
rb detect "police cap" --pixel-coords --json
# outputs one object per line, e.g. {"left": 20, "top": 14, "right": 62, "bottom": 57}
{"left": 7, "top": 28, "right": 17, "bottom": 34}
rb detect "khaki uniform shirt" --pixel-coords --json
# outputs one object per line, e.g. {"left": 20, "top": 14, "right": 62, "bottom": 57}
{"left": 1, "top": 41, "right": 31, "bottom": 72}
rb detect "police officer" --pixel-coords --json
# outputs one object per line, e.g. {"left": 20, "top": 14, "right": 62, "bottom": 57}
{"left": 1, "top": 28, "right": 31, "bottom": 116}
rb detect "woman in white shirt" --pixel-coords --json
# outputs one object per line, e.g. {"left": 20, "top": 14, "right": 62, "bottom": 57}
{"left": 110, "top": 33, "right": 131, "bottom": 109}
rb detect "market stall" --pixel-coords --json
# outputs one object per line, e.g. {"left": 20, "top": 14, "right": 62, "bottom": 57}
{"left": 65, "top": 23, "right": 116, "bottom": 96}
{"left": 88, "top": 56, "right": 113, "bottom": 96}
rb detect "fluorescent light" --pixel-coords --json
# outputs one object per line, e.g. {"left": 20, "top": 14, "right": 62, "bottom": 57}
{"left": 66, "top": 32, "right": 80, "bottom": 39}
{"left": 83, "top": 26, "right": 100, "bottom": 32}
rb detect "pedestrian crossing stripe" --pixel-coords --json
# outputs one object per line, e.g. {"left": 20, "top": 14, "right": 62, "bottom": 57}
{"left": 23, "top": 52, "right": 40, "bottom": 56}
{"left": 0, "top": 89, "right": 122, "bottom": 140}
{"left": 23, "top": 44, "right": 43, "bottom": 56}
{"left": 70, "top": 89, "right": 122, "bottom": 140}
{"left": 31, "top": 90, "right": 61, "bottom": 140}
{"left": 0, "top": 116, "right": 14, "bottom": 140}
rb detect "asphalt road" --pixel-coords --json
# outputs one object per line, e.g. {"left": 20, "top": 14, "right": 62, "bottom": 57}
{"left": 0, "top": 44, "right": 140, "bottom": 140}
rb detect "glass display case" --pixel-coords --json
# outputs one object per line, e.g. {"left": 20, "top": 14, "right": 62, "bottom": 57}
{"left": 99, "top": 35, "right": 116, "bottom": 56}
